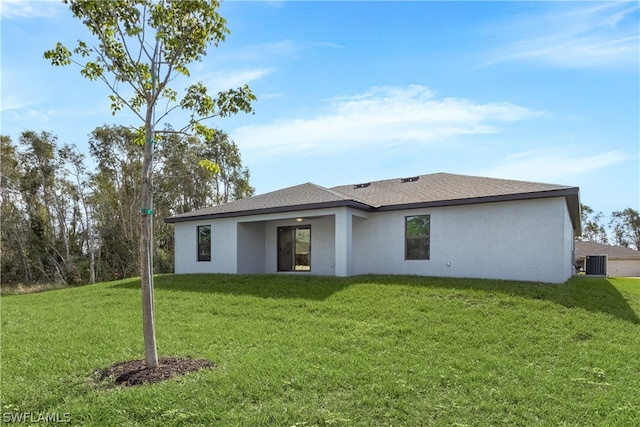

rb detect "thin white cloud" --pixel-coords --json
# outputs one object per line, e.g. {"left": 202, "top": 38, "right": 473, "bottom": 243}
{"left": 200, "top": 68, "right": 274, "bottom": 92}
{"left": 486, "top": 2, "right": 639, "bottom": 69}
{"left": 481, "top": 149, "right": 630, "bottom": 183}
{"left": 0, "top": 0, "right": 62, "bottom": 19}
{"left": 1, "top": 95, "right": 40, "bottom": 113}
{"left": 0, "top": 93, "right": 55, "bottom": 126}
{"left": 1, "top": 106, "right": 52, "bottom": 123}
{"left": 232, "top": 85, "right": 541, "bottom": 157}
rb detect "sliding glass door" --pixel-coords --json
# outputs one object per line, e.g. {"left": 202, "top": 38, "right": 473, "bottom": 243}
{"left": 277, "top": 226, "right": 311, "bottom": 271}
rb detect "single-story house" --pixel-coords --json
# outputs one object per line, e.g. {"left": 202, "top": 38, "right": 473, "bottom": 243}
{"left": 165, "top": 172, "right": 581, "bottom": 284}
{"left": 575, "top": 241, "right": 640, "bottom": 277}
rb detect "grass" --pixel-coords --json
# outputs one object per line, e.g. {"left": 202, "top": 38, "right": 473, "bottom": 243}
{"left": 1, "top": 274, "right": 639, "bottom": 426}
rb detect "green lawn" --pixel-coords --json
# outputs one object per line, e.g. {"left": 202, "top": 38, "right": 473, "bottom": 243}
{"left": 2, "top": 275, "right": 639, "bottom": 426}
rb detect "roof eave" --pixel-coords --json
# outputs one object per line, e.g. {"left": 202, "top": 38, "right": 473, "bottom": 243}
{"left": 576, "top": 255, "right": 640, "bottom": 260}
{"left": 164, "top": 199, "right": 373, "bottom": 223}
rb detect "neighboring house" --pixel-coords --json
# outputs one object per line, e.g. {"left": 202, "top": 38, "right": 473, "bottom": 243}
{"left": 575, "top": 241, "right": 640, "bottom": 277}
{"left": 165, "top": 172, "right": 581, "bottom": 284}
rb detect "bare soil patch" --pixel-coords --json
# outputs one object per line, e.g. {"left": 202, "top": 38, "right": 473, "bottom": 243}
{"left": 96, "top": 357, "right": 215, "bottom": 386}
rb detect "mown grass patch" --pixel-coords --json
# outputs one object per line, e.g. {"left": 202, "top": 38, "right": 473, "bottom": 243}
{"left": 2, "top": 275, "right": 639, "bottom": 426}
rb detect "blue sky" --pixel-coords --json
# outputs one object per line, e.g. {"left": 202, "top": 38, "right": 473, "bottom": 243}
{"left": 1, "top": 1, "right": 638, "bottom": 219}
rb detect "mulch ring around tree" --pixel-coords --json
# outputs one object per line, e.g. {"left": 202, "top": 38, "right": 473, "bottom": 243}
{"left": 95, "top": 357, "right": 216, "bottom": 387}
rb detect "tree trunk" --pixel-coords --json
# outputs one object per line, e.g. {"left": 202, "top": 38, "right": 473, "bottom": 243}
{"left": 85, "top": 204, "right": 96, "bottom": 284}
{"left": 89, "top": 246, "right": 96, "bottom": 284}
{"left": 140, "top": 107, "right": 158, "bottom": 369}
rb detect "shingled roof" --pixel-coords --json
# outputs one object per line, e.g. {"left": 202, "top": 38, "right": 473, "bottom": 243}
{"left": 165, "top": 172, "right": 581, "bottom": 231}
{"left": 575, "top": 241, "right": 640, "bottom": 259}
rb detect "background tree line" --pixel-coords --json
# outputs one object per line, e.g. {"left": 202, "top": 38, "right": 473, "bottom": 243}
{"left": 1, "top": 125, "right": 253, "bottom": 287}
{"left": 579, "top": 203, "right": 640, "bottom": 249}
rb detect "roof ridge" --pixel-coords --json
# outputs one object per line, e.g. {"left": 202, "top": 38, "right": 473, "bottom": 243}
{"left": 437, "top": 171, "right": 574, "bottom": 189}
{"left": 308, "top": 183, "right": 347, "bottom": 199}
{"left": 331, "top": 171, "right": 573, "bottom": 189}
{"left": 310, "top": 182, "right": 374, "bottom": 207}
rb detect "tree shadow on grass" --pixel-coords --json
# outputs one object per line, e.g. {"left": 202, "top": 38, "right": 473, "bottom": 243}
{"left": 555, "top": 276, "right": 640, "bottom": 324}
{"left": 367, "top": 274, "right": 640, "bottom": 324}
{"left": 109, "top": 274, "right": 640, "bottom": 323}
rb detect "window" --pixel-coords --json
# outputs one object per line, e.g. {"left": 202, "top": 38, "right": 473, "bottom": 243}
{"left": 197, "top": 225, "right": 211, "bottom": 261}
{"left": 278, "top": 226, "right": 311, "bottom": 271}
{"left": 405, "top": 215, "right": 430, "bottom": 260}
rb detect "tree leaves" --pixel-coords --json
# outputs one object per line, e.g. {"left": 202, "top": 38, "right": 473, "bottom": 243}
{"left": 580, "top": 204, "right": 609, "bottom": 245}
{"left": 45, "top": 0, "right": 255, "bottom": 126}
{"left": 181, "top": 82, "right": 215, "bottom": 117}
{"left": 609, "top": 208, "right": 640, "bottom": 249}
{"left": 79, "top": 61, "right": 104, "bottom": 81}
{"left": 43, "top": 42, "right": 72, "bottom": 66}
{"left": 579, "top": 204, "right": 640, "bottom": 249}
{"left": 181, "top": 83, "right": 256, "bottom": 124}
{"left": 215, "top": 85, "right": 257, "bottom": 117}
{"left": 197, "top": 159, "right": 220, "bottom": 175}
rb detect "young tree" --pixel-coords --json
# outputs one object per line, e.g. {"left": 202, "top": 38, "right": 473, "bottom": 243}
{"left": 45, "top": 0, "right": 255, "bottom": 368}
{"left": 609, "top": 208, "right": 640, "bottom": 250}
